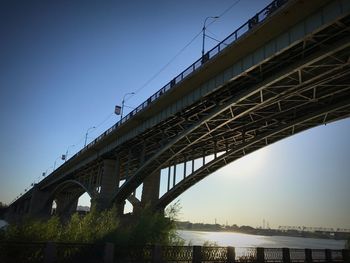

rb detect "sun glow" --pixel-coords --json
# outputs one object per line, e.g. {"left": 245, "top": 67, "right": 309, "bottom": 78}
{"left": 219, "top": 146, "right": 270, "bottom": 180}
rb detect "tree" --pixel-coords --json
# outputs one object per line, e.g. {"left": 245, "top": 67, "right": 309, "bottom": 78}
{"left": 0, "top": 202, "right": 8, "bottom": 218}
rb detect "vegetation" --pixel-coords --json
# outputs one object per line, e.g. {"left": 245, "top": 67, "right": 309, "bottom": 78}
{"left": 0, "top": 206, "right": 118, "bottom": 243}
{"left": 0, "top": 202, "right": 7, "bottom": 218}
{"left": 0, "top": 202, "right": 182, "bottom": 246}
{"left": 105, "top": 202, "right": 183, "bottom": 246}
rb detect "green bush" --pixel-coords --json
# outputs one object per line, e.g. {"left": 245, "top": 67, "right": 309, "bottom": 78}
{"left": 2, "top": 216, "right": 62, "bottom": 242}
{"left": 105, "top": 201, "right": 183, "bottom": 246}
{"left": 0, "top": 203, "right": 182, "bottom": 246}
{"left": 64, "top": 206, "right": 119, "bottom": 243}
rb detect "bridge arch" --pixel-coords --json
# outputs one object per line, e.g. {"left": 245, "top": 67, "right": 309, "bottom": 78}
{"left": 112, "top": 15, "right": 350, "bottom": 209}
{"left": 50, "top": 179, "right": 95, "bottom": 218}
{"left": 52, "top": 179, "right": 94, "bottom": 198}
{"left": 155, "top": 104, "right": 349, "bottom": 210}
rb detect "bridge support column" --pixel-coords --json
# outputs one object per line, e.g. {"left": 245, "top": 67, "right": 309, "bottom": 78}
{"left": 24, "top": 199, "right": 30, "bottom": 214}
{"left": 95, "top": 158, "right": 122, "bottom": 213}
{"left": 28, "top": 185, "right": 52, "bottom": 219}
{"left": 5, "top": 203, "right": 21, "bottom": 223}
{"left": 56, "top": 195, "right": 79, "bottom": 221}
{"left": 140, "top": 171, "right": 161, "bottom": 212}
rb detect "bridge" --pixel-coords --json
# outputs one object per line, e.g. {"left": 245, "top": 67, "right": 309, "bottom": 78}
{"left": 6, "top": 0, "right": 350, "bottom": 221}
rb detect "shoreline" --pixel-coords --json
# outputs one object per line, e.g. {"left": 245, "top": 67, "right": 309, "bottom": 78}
{"left": 176, "top": 227, "right": 349, "bottom": 241}
{"left": 177, "top": 229, "right": 347, "bottom": 249}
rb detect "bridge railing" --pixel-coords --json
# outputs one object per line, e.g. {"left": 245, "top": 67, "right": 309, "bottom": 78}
{"left": 19, "top": 0, "right": 290, "bottom": 200}
{"left": 0, "top": 241, "right": 349, "bottom": 263}
{"left": 75, "top": 0, "right": 289, "bottom": 156}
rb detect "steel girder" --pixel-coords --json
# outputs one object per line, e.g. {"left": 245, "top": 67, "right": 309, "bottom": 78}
{"left": 112, "top": 14, "right": 350, "bottom": 207}
{"left": 156, "top": 96, "right": 350, "bottom": 209}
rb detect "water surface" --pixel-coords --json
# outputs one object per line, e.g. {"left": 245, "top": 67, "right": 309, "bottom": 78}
{"left": 0, "top": 220, "right": 8, "bottom": 229}
{"left": 177, "top": 230, "right": 346, "bottom": 249}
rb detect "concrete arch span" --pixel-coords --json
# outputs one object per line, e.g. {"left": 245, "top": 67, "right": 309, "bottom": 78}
{"left": 50, "top": 179, "right": 94, "bottom": 219}
{"left": 52, "top": 179, "right": 94, "bottom": 199}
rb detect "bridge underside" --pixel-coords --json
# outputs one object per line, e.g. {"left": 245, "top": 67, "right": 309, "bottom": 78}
{"left": 113, "top": 11, "right": 350, "bottom": 210}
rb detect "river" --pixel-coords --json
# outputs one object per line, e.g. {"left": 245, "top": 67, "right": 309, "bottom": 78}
{"left": 177, "top": 230, "right": 346, "bottom": 249}
{"left": 0, "top": 220, "right": 7, "bottom": 229}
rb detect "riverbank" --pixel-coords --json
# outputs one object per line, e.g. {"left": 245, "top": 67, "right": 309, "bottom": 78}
{"left": 177, "top": 230, "right": 347, "bottom": 249}
{"left": 176, "top": 221, "right": 350, "bottom": 241}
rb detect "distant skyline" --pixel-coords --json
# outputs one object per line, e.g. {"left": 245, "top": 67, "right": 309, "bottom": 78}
{"left": 0, "top": 0, "right": 349, "bottom": 228}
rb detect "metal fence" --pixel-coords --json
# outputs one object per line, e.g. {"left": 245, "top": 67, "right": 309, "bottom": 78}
{"left": 0, "top": 241, "right": 46, "bottom": 263}
{"left": 0, "top": 242, "right": 349, "bottom": 263}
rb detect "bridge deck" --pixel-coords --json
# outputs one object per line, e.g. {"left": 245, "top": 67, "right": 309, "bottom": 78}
{"left": 46, "top": 0, "right": 348, "bottom": 183}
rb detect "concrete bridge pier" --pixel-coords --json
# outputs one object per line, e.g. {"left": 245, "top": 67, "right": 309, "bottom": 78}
{"left": 4, "top": 203, "right": 22, "bottom": 223}
{"left": 93, "top": 158, "right": 125, "bottom": 215}
{"left": 139, "top": 171, "right": 161, "bottom": 213}
{"left": 55, "top": 194, "right": 79, "bottom": 221}
{"left": 5, "top": 185, "right": 51, "bottom": 222}
{"left": 28, "top": 184, "right": 52, "bottom": 219}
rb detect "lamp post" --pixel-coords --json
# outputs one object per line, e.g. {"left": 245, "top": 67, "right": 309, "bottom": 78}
{"left": 53, "top": 156, "right": 60, "bottom": 170}
{"left": 42, "top": 166, "right": 52, "bottom": 177}
{"left": 63, "top": 144, "right": 75, "bottom": 162}
{"left": 120, "top": 92, "right": 135, "bottom": 120}
{"left": 202, "top": 16, "right": 219, "bottom": 57}
{"left": 84, "top": 126, "right": 96, "bottom": 147}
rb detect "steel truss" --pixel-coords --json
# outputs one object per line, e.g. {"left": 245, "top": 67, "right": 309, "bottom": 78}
{"left": 111, "top": 14, "right": 350, "bottom": 207}
{"left": 44, "top": 13, "right": 350, "bottom": 211}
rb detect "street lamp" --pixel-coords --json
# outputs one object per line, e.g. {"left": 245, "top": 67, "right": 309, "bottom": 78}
{"left": 84, "top": 126, "right": 96, "bottom": 147}
{"left": 53, "top": 156, "right": 61, "bottom": 170}
{"left": 62, "top": 144, "right": 75, "bottom": 162}
{"left": 120, "top": 92, "right": 135, "bottom": 120}
{"left": 42, "top": 166, "right": 52, "bottom": 177}
{"left": 202, "top": 16, "right": 219, "bottom": 57}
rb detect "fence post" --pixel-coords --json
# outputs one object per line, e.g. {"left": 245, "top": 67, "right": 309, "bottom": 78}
{"left": 152, "top": 244, "right": 162, "bottom": 263}
{"left": 305, "top": 249, "right": 313, "bottom": 263}
{"left": 283, "top": 248, "right": 290, "bottom": 263}
{"left": 257, "top": 247, "right": 265, "bottom": 263}
{"left": 325, "top": 249, "right": 332, "bottom": 263}
{"left": 342, "top": 250, "right": 349, "bottom": 263}
{"left": 201, "top": 53, "right": 209, "bottom": 64}
{"left": 104, "top": 242, "right": 114, "bottom": 263}
{"left": 227, "top": 246, "right": 236, "bottom": 263}
{"left": 43, "top": 242, "right": 56, "bottom": 263}
{"left": 193, "top": 246, "right": 202, "bottom": 263}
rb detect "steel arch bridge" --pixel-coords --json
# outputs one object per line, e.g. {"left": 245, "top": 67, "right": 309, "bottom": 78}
{"left": 6, "top": 0, "right": 350, "bottom": 221}
{"left": 115, "top": 22, "right": 350, "bottom": 210}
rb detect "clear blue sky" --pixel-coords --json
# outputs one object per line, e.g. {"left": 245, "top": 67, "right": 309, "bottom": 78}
{"left": 0, "top": 0, "right": 349, "bottom": 229}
